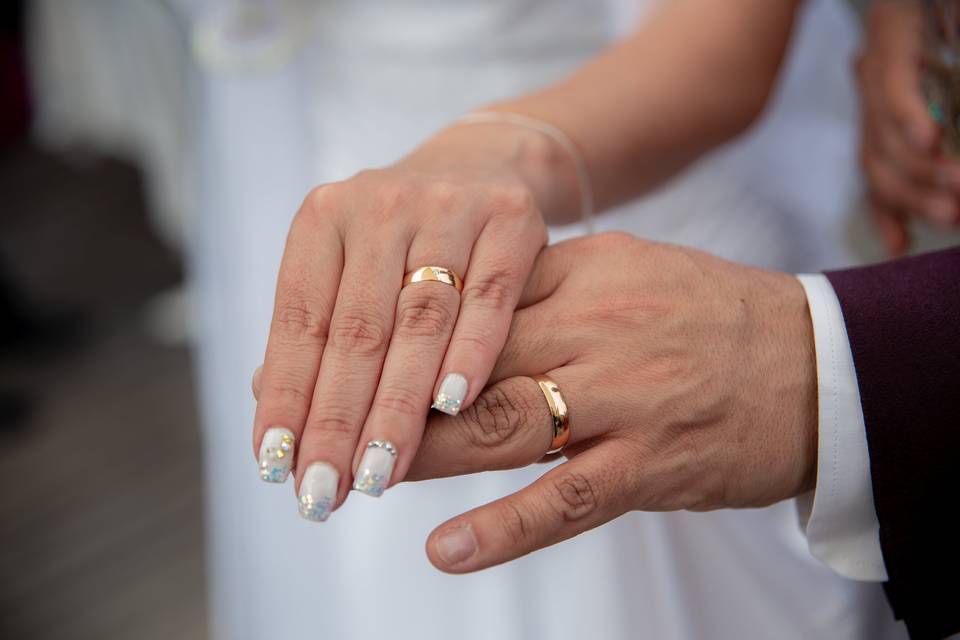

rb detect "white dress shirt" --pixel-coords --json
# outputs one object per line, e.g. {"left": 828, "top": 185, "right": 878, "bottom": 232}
{"left": 796, "top": 274, "right": 888, "bottom": 582}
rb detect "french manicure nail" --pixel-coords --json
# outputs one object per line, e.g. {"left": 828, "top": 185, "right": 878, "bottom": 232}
{"left": 352, "top": 440, "right": 397, "bottom": 497}
{"left": 432, "top": 373, "right": 468, "bottom": 416}
{"left": 436, "top": 525, "right": 478, "bottom": 566}
{"left": 259, "top": 427, "right": 295, "bottom": 483}
{"left": 299, "top": 462, "right": 338, "bottom": 522}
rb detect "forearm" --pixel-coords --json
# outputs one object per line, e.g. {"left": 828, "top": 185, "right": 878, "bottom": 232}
{"left": 473, "top": 0, "right": 800, "bottom": 222}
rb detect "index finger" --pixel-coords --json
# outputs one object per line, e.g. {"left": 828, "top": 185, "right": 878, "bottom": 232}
{"left": 253, "top": 190, "right": 343, "bottom": 484}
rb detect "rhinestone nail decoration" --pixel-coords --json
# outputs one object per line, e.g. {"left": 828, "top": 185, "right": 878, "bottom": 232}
{"left": 299, "top": 494, "right": 334, "bottom": 522}
{"left": 352, "top": 440, "right": 397, "bottom": 497}
{"left": 298, "top": 462, "right": 338, "bottom": 523}
{"left": 259, "top": 427, "right": 295, "bottom": 483}
{"left": 432, "top": 373, "right": 468, "bottom": 416}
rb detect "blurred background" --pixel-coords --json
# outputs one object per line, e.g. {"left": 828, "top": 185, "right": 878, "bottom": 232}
{"left": 0, "top": 1, "right": 957, "bottom": 639}
{"left": 0, "top": 1, "right": 203, "bottom": 638}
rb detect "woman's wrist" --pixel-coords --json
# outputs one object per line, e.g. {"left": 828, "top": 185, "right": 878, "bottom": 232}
{"left": 410, "top": 117, "right": 583, "bottom": 224}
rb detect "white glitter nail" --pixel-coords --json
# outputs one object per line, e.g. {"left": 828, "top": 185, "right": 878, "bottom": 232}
{"left": 432, "top": 373, "right": 468, "bottom": 416}
{"left": 258, "top": 427, "right": 295, "bottom": 483}
{"left": 299, "top": 462, "right": 338, "bottom": 522}
{"left": 352, "top": 440, "right": 397, "bottom": 497}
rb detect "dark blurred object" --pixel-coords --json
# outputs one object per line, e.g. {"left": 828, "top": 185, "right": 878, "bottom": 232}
{"left": 0, "top": 264, "right": 84, "bottom": 358}
{"left": 0, "top": 144, "right": 183, "bottom": 318}
{"left": 0, "top": 0, "right": 30, "bottom": 146}
{"left": 0, "top": 140, "right": 202, "bottom": 640}
{"left": 0, "top": 389, "right": 31, "bottom": 432}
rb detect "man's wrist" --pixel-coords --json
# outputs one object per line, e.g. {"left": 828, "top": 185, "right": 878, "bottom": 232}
{"left": 783, "top": 272, "right": 819, "bottom": 495}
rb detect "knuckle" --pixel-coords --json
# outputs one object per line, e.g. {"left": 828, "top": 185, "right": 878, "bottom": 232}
{"left": 272, "top": 299, "right": 331, "bottom": 342}
{"left": 372, "top": 179, "right": 419, "bottom": 220}
{"left": 329, "top": 309, "right": 389, "bottom": 355}
{"left": 425, "top": 180, "right": 465, "bottom": 211}
{"left": 303, "top": 182, "right": 345, "bottom": 221}
{"left": 462, "top": 273, "right": 515, "bottom": 313}
{"left": 499, "top": 500, "right": 532, "bottom": 547}
{"left": 261, "top": 376, "right": 311, "bottom": 407}
{"left": 306, "top": 406, "right": 359, "bottom": 439}
{"left": 490, "top": 182, "right": 535, "bottom": 216}
{"left": 451, "top": 324, "right": 499, "bottom": 356}
{"left": 456, "top": 384, "right": 528, "bottom": 449}
{"left": 395, "top": 292, "right": 454, "bottom": 340}
{"left": 547, "top": 472, "right": 599, "bottom": 523}
{"left": 594, "top": 231, "right": 633, "bottom": 249}
{"left": 374, "top": 385, "right": 426, "bottom": 419}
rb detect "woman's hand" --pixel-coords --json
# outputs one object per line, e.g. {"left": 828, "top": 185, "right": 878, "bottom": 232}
{"left": 252, "top": 121, "right": 582, "bottom": 517}
{"left": 857, "top": 1, "right": 960, "bottom": 255}
{"left": 400, "top": 234, "right": 818, "bottom": 572}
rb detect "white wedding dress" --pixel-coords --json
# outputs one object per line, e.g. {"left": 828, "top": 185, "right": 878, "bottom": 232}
{"left": 188, "top": 1, "right": 908, "bottom": 638}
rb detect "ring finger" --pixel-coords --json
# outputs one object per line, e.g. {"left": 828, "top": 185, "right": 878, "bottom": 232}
{"left": 349, "top": 239, "right": 471, "bottom": 498}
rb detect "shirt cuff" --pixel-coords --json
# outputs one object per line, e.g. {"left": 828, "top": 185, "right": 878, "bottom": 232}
{"left": 795, "top": 274, "right": 887, "bottom": 582}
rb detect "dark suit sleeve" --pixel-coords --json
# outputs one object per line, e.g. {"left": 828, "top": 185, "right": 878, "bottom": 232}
{"left": 825, "top": 247, "right": 960, "bottom": 640}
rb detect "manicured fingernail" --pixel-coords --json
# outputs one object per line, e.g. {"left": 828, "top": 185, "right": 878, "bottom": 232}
{"left": 436, "top": 525, "right": 478, "bottom": 566}
{"left": 352, "top": 440, "right": 396, "bottom": 497}
{"left": 298, "top": 462, "right": 338, "bottom": 522}
{"left": 928, "top": 199, "right": 957, "bottom": 225}
{"left": 432, "top": 373, "right": 468, "bottom": 416}
{"left": 259, "top": 427, "right": 295, "bottom": 483}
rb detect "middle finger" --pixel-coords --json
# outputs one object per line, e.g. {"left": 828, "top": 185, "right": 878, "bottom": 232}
{"left": 294, "top": 231, "right": 407, "bottom": 517}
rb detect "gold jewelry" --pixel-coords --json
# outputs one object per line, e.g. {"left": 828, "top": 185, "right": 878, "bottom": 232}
{"left": 402, "top": 266, "right": 463, "bottom": 292}
{"left": 531, "top": 375, "right": 570, "bottom": 455}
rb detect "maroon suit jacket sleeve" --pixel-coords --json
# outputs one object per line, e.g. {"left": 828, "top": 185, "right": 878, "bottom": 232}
{"left": 826, "top": 247, "right": 960, "bottom": 640}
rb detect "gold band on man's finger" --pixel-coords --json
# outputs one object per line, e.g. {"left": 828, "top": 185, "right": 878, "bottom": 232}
{"left": 531, "top": 375, "right": 570, "bottom": 455}
{"left": 402, "top": 266, "right": 463, "bottom": 292}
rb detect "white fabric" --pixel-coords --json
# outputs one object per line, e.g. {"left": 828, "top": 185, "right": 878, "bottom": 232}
{"left": 796, "top": 274, "right": 888, "bottom": 581}
{"left": 181, "top": 1, "right": 909, "bottom": 639}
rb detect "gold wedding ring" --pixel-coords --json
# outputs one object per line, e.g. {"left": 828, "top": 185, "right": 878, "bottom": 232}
{"left": 402, "top": 266, "right": 463, "bottom": 292}
{"left": 531, "top": 375, "right": 570, "bottom": 455}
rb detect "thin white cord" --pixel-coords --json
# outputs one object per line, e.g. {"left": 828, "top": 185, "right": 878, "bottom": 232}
{"left": 458, "top": 111, "right": 595, "bottom": 233}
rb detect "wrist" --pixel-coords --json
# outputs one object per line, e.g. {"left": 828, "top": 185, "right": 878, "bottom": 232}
{"left": 770, "top": 272, "right": 819, "bottom": 498}
{"left": 413, "top": 116, "right": 583, "bottom": 224}
{"left": 736, "top": 269, "right": 819, "bottom": 506}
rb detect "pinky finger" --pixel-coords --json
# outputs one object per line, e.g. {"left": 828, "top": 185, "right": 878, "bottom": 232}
{"left": 868, "top": 195, "right": 911, "bottom": 257}
{"left": 431, "top": 211, "right": 546, "bottom": 416}
{"left": 425, "top": 444, "right": 631, "bottom": 573}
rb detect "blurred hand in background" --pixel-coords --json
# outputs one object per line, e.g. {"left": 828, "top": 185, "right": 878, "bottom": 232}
{"left": 857, "top": 0, "right": 960, "bottom": 255}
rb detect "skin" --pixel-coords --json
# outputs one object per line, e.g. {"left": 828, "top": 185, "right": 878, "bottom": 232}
{"left": 254, "top": 234, "right": 818, "bottom": 572}
{"left": 411, "top": 234, "right": 819, "bottom": 573}
{"left": 858, "top": 0, "right": 960, "bottom": 255}
{"left": 251, "top": 0, "right": 800, "bottom": 512}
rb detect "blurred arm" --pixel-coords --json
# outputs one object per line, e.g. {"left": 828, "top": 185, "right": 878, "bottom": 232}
{"left": 487, "top": 0, "right": 802, "bottom": 222}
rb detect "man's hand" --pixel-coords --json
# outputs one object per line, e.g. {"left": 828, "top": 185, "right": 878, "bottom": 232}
{"left": 403, "top": 234, "right": 819, "bottom": 573}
